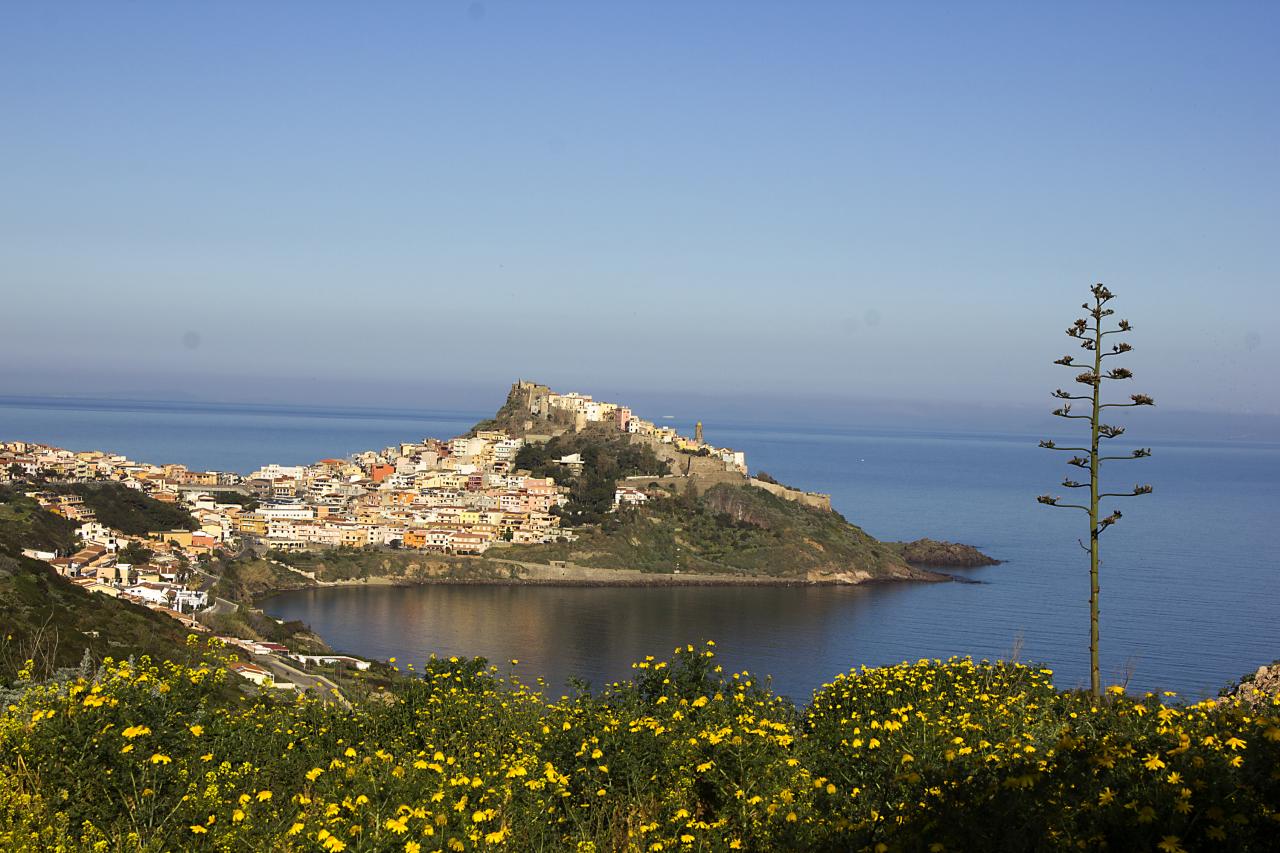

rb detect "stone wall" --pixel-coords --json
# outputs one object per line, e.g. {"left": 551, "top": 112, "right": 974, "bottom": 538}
{"left": 746, "top": 478, "right": 833, "bottom": 511}
{"left": 618, "top": 471, "right": 832, "bottom": 511}
{"left": 510, "top": 562, "right": 648, "bottom": 582}
{"left": 628, "top": 434, "right": 741, "bottom": 478}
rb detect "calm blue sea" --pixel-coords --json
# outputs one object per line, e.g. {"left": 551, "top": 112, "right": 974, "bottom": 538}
{"left": 0, "top": 397, "right": 484, "bottom": 474}
{"left": 3, "top": 396, "right": 1277, "bottom": 700}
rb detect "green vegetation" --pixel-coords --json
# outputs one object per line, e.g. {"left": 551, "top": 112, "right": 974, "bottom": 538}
{"left": 269, "top": 548, "right": 517, "bottom": 584}
{"left": 515, "top": 431, "right": 670, "bottom": 524}
{"left": 120, "top": 541, "right": 154, "bottom": 565}
{"left": 885, "top": 538, "right": 1000, "bottom": 568}
{"left": 1038, "top": 284, "right": 1154, "bottom": 696}
{"left": 471, "top": 383, "right": 579, "bottom": 436}
{"left": 211, "top": 554, "right": 314, "bottom": 601}
{"left": 2, "top": 642, "right": 1277, "bottom": 851}
{"left": 47, "top": 482, "right": 198, "bottom": 536}
{"left": 236, "top": 483, "right": 921, "bottom": 587}
{"left": 197, "top": 604, "right": 327, "bottom": 654}
{"left": 273, "top": 547, "right": 436, "bottom": 582}
{"left": 0, "top": 553, "right": 196, "bottom": 685}
{"left": 503, "top": 483, "right": 913, "bottom": 578}
{"left": 0, "top": 486, "right": 78, "bottom": 555}
{"left": 0, "top": 489, "right": 199, "bottom": 684}
{"left": 193, "top": 555, "right": 332, "bottom": 653}
{"left": 467, "top": 386, "right": 539, "bottom": 435}
{"left": 209, "top": 491, "right": 259, "bottom": 511}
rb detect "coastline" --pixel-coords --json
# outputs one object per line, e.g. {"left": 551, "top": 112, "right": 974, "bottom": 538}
{"left": 253, "top": 559, "right": 955, "bottom": 603}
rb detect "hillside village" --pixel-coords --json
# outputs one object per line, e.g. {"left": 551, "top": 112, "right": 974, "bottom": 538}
{"left": 0, "top": 383, "right": 756, "bottom": 641}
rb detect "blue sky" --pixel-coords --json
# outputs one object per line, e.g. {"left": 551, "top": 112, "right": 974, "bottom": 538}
{"left": 2, "top": 2, "right": 1277, "bottom": 419}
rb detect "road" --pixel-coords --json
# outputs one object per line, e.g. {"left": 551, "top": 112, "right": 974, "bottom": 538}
{"left": 206, "top": 596, "right": 240, "bottom": 616}
{"left": 252, "top": 653, "right": 352, "bottom": 710}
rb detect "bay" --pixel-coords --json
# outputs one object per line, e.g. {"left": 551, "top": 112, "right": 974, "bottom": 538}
{"left": 4, "top": 397, "right": 1277, "bottom": 700}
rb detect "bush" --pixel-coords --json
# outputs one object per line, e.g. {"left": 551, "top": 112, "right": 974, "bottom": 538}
{"left": 1, "top": 643, "right": 1277, "bottom": 851}
{"left": 47, "top": 482, "right": 198, "bottom": 535}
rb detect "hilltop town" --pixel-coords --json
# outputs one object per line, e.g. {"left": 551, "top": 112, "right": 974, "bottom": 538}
{"left": 0, "top": 383, "right": 770, "bottom": 624}
{"left": 1, "top": 382, "right": 762, "bottom": 567}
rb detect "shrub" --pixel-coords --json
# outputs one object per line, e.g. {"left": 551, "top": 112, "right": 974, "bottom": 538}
{"left": 1, "top": 642, "right": 1277, "bottom": 851}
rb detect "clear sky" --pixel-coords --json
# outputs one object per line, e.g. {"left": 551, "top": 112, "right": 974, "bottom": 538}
{"left": 2, "top": 2, "right": 1277, "bottom": 420}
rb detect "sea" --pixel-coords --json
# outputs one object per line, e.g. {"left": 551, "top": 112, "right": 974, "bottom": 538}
{"left": 3, "top": 395, "right": 1277, "bottom": 702}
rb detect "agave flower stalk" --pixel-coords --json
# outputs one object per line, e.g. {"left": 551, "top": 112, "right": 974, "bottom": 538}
{"left": 1037, "top": 284, "right": 1153, "bottom": 697}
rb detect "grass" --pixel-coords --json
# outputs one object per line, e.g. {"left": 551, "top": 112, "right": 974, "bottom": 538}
{"left": 503, "top": 483, "right": 910, "bottom": 578}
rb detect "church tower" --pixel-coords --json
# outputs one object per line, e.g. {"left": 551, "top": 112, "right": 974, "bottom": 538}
{"left": 694, "top": 421, "right": 703, "bottom": 444}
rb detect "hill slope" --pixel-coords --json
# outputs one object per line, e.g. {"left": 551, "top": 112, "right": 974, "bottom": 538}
{"left": 47, "top": 481, "right": 197, "bottom": 534}
{"left": 0, "top": 485, "right": 78, "bottom": 554}
{"left": 0, "top": 552, "right": 197, "bottom": 684}
{"left": 501, "top": 482, "right": 936, "bottom": 582}
{"left": 0, "top": 488, "right": 197, "bottom": 684}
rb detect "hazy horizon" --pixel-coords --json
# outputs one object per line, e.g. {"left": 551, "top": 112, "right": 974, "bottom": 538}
{"left": 3, "top": 378, "right": 1277, "bottom": 446}
{"left": 3, "top": 2, "right": 1278, "bottom": 420}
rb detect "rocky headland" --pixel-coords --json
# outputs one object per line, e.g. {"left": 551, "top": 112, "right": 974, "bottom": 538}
{"left": 886, "top": 538, "right": 1002, "bottom": 568}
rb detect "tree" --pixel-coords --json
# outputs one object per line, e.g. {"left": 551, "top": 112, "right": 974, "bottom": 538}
{"left": 1037, "top": 284, "right": 1154, "bottom": 697}
{"left": 120, "top": 541, "right": 154, "bottom": 566}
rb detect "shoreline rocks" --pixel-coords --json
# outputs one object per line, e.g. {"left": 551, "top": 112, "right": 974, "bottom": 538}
{"left": 886, "top": 539, "right": 1001, "bottom": 568}
{"left": 1220, "top": 662, "right": 1280, "bottom": 706}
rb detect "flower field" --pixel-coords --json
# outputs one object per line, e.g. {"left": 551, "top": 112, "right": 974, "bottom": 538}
{"left": 1, "top": 638, "right": 1278, "bottom": 852}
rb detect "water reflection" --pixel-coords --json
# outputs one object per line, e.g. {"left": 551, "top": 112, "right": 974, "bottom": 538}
{"left": 266, "top": 581, "right": 1010, "bottom": 701}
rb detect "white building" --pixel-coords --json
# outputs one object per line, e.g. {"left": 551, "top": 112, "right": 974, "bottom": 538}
{"left": 123, "top": 583, "right": 173, "bottom": 606}
{"left": 614, "top": 487, "right": 649, "bottom": 508}
{"left": 174, "top": 588, "right": 209, "bottom": 612}
{"left": 258, "top": 503, "right": 315, "bottom": 521}
{"left": 492, "top": 438, "right": 524, "bottom": 463}
{"left": 249, "top": 464, "right": 307, "bottom": 481}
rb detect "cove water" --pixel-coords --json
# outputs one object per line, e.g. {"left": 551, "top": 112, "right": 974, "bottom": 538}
{"left": 3, "top": 396, "right": 1276, "bottom": 700}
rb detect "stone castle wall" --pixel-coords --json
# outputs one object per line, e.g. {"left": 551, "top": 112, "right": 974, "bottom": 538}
{"left": 619, "top": 470, "right": 832, "bottom": 512}
{"left": 746, "top": 478, "right": 832, "bottom": 511}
